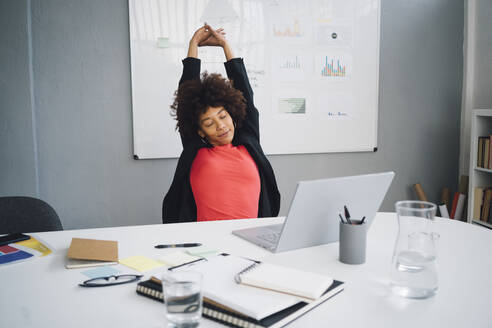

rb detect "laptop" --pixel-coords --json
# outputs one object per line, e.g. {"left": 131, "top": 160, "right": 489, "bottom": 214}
{"left": 232, "top": 171, "right": 395, "bottom": 253}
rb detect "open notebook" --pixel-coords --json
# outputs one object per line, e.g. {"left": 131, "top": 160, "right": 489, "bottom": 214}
{"left": 173, "top": 254, "right": 343, "bottom": 322}
{"left": 234, "top": 262, "right": 333, "bottom": 300}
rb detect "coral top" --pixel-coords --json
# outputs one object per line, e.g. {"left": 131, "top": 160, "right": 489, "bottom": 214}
{"left": 190, "top": 144, "right": 261, "bottom": 221}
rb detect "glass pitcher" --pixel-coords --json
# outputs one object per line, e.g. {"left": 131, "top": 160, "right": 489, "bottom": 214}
{"left": 390, "top": 201, "right": 439, "bottom": 299}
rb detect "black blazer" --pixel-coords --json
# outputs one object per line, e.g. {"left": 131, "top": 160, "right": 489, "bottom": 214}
{"left": 162, "top": 57, "right": 280, "bottom": 223}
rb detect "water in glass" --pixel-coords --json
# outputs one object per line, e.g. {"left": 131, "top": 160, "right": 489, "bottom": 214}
{"left": 162, "top": 271, "right": 202, "bottom": 328}
{"left": 391, "top": 201, "right": 439, "bottom": 299}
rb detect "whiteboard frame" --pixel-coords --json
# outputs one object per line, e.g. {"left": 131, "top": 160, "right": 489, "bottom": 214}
{"left": 129, "top": 0, "right": 381, "bottom": 159}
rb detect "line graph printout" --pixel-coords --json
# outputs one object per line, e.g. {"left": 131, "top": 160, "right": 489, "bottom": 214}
{"left": 278, "top": 98, "right": 306, "bottom": 114}
{"left": 129, "top": 0, "right": 380, "bottom": 158}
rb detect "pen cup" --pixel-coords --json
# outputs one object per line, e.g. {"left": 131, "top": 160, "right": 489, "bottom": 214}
{"left": 339, "top": 220, "right": 367, "bottom": 265}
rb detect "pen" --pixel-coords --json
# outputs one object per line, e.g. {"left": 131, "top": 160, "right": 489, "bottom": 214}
{"left": 360, "top": 216, "right": 366, "bottom": 224}
{"left": 154, "top": 243, "right": 202, "bottom": 249}
{"left": 339, "top": 214, "right": 346, "bottom": 224}
{"left": 344, "top": 205, "right": 353, "bottom": 224}
{"left": 168, "top": 258, "right": 206, "bottom": 271}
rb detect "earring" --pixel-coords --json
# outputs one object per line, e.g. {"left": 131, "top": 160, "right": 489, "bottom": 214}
{"left": 200, "top": 136, "right": 208, "bottom": 145}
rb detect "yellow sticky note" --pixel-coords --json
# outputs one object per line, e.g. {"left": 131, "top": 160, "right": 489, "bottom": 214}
{"left": 119, "top": 256, "right": 165, "bottom": 272}
{"left": 16, "top": 236, "right": 52, "bottom": 256}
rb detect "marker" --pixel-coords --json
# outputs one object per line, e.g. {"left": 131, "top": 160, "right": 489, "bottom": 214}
{"left": 154, "top": 243, "right": 202, "bottom": 249}
{"left": 344, "top": 205, "right": 353, "bottom": 224}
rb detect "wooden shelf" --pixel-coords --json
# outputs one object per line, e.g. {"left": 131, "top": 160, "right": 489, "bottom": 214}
{"left": 472, "top": 219, "right": 492, "bottom": 229}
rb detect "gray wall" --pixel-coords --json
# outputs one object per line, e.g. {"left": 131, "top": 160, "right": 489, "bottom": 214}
{"left": 0, "top": 0, "right": 38, "bottom": 197}
{"left": 1, "top": 0, "right": 463, "bottom": 230}
{"left": 473, "top": 0, "right": 492, "bottom": 109}
{"left": 459, "top": 0, "right": 492, "bottom": 175}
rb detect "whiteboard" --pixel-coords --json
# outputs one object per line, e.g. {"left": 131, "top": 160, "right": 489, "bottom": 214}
{"left": 129, "top": 0, "right": 380, "bottom": 159}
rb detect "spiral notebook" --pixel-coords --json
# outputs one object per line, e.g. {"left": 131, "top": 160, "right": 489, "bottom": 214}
{"left": 139, "top": 254, "right": 344, "bottom": 328}
{"left": 234, "top": 262, "right": 334, "bottom": 300}
{"left": 136, "top": 276, "right": 344, "bottom": 328}
{"left": 172, "top": 254, "right": 344, "bottom": 323}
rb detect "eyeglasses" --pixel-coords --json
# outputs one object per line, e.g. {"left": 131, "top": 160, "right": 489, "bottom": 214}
{"left": 79, "top": 274, "right": 143, "bottom": 287}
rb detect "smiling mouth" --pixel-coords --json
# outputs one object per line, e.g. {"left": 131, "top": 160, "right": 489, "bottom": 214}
{"left": 218, "top": 130, "right": 230, "bottom": 138}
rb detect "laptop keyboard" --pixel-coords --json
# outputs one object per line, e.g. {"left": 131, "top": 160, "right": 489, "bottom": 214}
{"left": 257, "top": 232, "right": 280, "bottom": 244}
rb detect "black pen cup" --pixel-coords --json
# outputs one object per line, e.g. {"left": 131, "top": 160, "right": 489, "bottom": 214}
{"left": 339, "top": 220, "right": 367, "bottom": 265}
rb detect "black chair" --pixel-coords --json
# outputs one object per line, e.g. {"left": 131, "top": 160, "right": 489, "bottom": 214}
{"left": 0, "top": 196, "right": 63, "bottom": 234}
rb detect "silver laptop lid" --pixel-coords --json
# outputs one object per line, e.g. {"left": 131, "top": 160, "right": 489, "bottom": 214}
{"left": 274, "top": 172, "right": 395, "bottom": 253}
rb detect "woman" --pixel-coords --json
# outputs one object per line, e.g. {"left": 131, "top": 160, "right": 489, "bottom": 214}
{"left": 162, "top": 24, "right": 280, "bottom": 223}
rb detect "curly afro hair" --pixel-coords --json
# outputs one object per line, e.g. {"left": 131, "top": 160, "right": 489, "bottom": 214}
{"left": 171, "top": 72, "right": 247, "bottom": 139}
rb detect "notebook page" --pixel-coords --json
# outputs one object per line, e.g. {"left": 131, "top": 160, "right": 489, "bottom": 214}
{"left": 175, "top": 255, "right": 300, "bottom": 321}
{"left": 239, "top": 262, "right": 334, "bottom": 300}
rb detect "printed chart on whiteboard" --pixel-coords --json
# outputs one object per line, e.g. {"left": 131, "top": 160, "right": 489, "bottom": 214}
{"left": 129, "top": 0, "right": 380, "bottom": 159}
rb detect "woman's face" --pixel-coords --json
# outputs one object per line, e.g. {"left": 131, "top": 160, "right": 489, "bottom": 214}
{"left": 197, "top": 106, "right": 235, "bottom": 146}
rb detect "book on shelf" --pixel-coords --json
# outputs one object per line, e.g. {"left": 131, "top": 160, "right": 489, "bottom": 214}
{"left": 477, "top": 137, "right": 482, "bottom": 167}
{"left": 136, "top": 255, "right": 344, "bottom": 328}
{"left": 450, "top": 192, "right": 460, "bottom": 219}
{"left": 473, "top": 187, "right": 485, "bottom": 220}
{"left": 482, "top": 189, "right": 492, "bottom": 222}
{"left": 476, "top": 136, "right": 492, "bottom": 169}
{"left": 485, "top": 138, "right": 490, "bottom": 169}
{"left": 453, "top": 193, "right": 466, "bottom": 220}
{"left": 438, "top": 204, "right": 450, "bottom": 218}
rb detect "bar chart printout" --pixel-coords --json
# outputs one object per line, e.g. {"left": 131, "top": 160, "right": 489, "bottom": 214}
{"left": 280, "top": 56, "right": 300, "bottom": 69}
{"left": 321, "top": 56, "right": 346, "bottom": 77}
{"left": 273, "top": 19, "right": 302, "bottom": 37}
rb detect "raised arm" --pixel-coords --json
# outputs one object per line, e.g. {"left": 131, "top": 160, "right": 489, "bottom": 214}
{"left": 200, "top": 25, "right": 254, "bottom": 104}
{"left": 178, "top": 27, "right": 209, "bottom": 86}
{"left": 179, "top": 25, "right": 229, "bottom": 86}
{"left": 201, "top": 25, "right": 259, "bottom": 139}
{"left": 186, "top": 26, "right": 209, "bottom": 59}
{"left": 224, "top": 58, "right": 259, "bottom": 140}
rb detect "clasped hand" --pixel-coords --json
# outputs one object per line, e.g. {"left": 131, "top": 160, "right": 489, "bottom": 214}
{"left": 190, "top": 23, "right": 227, "bottom": 48}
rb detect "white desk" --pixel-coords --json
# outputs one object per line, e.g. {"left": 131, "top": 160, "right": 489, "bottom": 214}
{"left": 1, "top": 213, "right": 491, "bottom": 328}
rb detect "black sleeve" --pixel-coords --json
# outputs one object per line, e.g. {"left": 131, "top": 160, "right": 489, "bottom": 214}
{"left": 224, "top": 58, "right": 260, "bottom": 141}
{"left": 176, "top": 57, "right": 201, "bottom": 147}
{"left": 179, "top": 57, "right": 201, "bottom": 85}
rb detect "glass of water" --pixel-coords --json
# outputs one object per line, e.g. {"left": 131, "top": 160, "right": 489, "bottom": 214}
{"left": 162, "top": 270, "right": 203, "bottom": 328}
{"left": 391, "top": 201, "right": 439, "bottom": 299}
